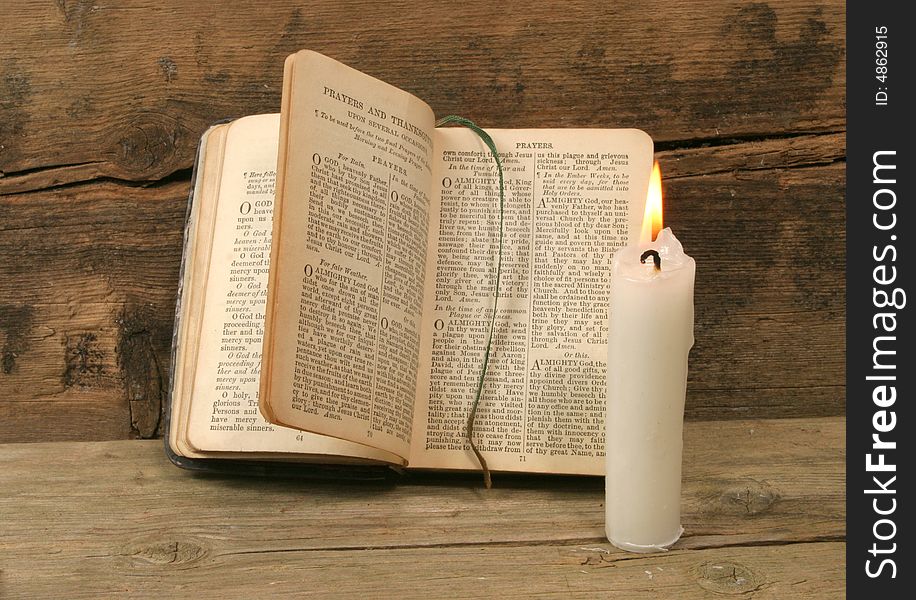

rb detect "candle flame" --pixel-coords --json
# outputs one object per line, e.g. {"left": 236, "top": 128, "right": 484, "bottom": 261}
{"left": 640, "top": 161, "right": 663, "bottom": 244}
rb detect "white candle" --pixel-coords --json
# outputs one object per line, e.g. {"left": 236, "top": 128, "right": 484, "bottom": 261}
{"left": 605, "top": 162, "right": 695, "bottom": 552}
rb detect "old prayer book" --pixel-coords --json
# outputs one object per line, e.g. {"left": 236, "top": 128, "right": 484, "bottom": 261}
{"left": 167, "top": 50, "right": 653, "bottom": 477}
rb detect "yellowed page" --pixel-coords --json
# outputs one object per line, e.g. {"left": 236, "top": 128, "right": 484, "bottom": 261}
{"left": 169, "top": 123, "right": 227, "bottom": 458}
{"left": 180, "top": 113, "right": 402, "bottom": 465}
{"left": 408, "top": 128, "right": 653, "bottom": 475}
{"left": 257, "top": 52, "right": 295, "bottom": 427}
{"left": 260, "top": 51, "right": 435, "bottom": 460}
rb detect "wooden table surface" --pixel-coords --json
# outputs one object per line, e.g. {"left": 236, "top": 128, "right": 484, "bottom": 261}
{"left": 1, "top": 417, "right": 844, "bottom": 598}
{"left": 1, "top": 1, "right": 845, "bottom": 597}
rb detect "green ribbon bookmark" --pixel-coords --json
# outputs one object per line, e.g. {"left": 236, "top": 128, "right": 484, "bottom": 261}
{"left": 435, "top": 115, "right": 504, "bottom": 489}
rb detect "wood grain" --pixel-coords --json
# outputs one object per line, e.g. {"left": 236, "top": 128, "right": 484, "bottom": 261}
{"left": 0, "top": 0, "right": 845, "bottom": 441}
{"left": 0, "top": 5, "right": 848, "bottom": 596}
{"left": 0, "top": 140, "right": 844, "bottom": 442}
{"left": 0, "top": 417, "right": 844, "bottom": 598}
{"left": 0, "top": 180, "right": 186, "bottom": 441}
{"left": 0, "top": 541, "right": 844, "bottom": 599}
{"left": 1, "top": 0, "right": 844, "bottom": 188}
{"left": 672, "top": 161, "right": 846, "bottom": 419}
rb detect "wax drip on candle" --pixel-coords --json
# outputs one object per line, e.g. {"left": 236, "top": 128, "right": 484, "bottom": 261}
{"left": 607, "top": 160, "right": 694, "bottom": 553}
{"left": 640, "top": 249, "right": 662, "bottom": 272}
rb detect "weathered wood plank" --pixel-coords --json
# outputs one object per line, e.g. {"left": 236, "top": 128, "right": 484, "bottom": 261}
{"left": 673, "top": 162, "right": 846, "bottom": 418}
{"left": 662, "top": 132, "right": 845, "bottom": 179}
{"left": 0, "top": 418, "right": 845, "bottom": 547}
{"left": 0, "top": 140, "right": 844, "bottom": 441}
{"left": 0, "top": 182, "right": 186, "bottom": 442}
{"left": 0, "top": 540, "right": 845, "bottom": 599}
{"left": 0, "top": 417, "right": 844, "bottom": 598}
{"left": 1, "top": 0, "right": 844, "bottom": 188}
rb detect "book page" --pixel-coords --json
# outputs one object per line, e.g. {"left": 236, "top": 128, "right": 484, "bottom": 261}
{"left": 180, "top": 113, "right": 403, "bottom": 466}
{"left": 169, "top": 122, "right": 228, "bottom": 458}
{"left": 260, "top": 51, "right": 435, "bottom": 460}
{"left": 409, "top": 128, "right": 652, "bottom": 475}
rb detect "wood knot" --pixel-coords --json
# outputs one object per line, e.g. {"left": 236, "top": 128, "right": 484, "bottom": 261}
{"left": 117, "top": 303, "right": 164, "bottom": 438}
{"left": 694, "top": 560, "right": 763, "bottom": 595}
{"left": 64, "top": 332, "right": 105, "bottom": 388}
{"left": 0, "top": 304, "right": 35, "bottom": 374}
{"left": 718, "top": 479, "right": 780, "bottom": 516}
{"left": 110, "top": 113, "right": 183, "bottom": 179}
{"left": 128, "top": 540, "right": 206, "bottom": 566}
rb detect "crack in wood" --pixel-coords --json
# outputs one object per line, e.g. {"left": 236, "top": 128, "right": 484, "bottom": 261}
{"left": 0, "top": 159, "right": 106, "bottom": 180}
{"left": 0, "top": 213, "right": 188, "bottom": 236}
{"left": 653, "top": 129, "right": 844, "bottom": 152}
{"left": 214, "top": 534, "right": 844, "bottom": 557}
{"left": 681, "top": 534, "right": 845, "bottom": 551}
{"left": 0, "top": 167, "right": 195, "bottom": 197}
{"left": 1, "top": 131, "right": 842, "bottom": 196}
{"left": 664, "top": 156, "right": 845, "bottom": 181}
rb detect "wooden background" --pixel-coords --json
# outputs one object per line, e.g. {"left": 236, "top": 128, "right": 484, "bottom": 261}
{"left": 0, "top": 2, "right": 847, "bottom": 598}
{"left": 0, "top": 0, "right": 845, "bottom": 443}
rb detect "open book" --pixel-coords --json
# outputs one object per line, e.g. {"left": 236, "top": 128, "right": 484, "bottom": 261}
{"left": 167, "top": 50, "right": 653, "bottom": 476}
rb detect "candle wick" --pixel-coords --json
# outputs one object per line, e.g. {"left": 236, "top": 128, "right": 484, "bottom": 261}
{"left": 640, "top": 249, "right": 662, "bottom": 272}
